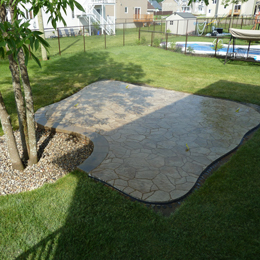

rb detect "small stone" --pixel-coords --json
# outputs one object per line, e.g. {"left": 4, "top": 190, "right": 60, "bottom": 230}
{"left": 0, "top": 129, "right": 93, "bottom": 196}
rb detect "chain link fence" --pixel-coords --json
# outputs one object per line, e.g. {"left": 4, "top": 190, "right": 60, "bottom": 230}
{"left": 35, "top": 17, "right": 260, "bottom": 60}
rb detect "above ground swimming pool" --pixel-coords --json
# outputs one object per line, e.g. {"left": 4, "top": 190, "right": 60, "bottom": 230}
{"left": 175, "top": 41, "right": 260, "bottom": 59}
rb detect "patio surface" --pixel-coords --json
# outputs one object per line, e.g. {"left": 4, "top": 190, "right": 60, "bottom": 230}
{"left": 35, "top": 81, "right": 260, "bottom": 203}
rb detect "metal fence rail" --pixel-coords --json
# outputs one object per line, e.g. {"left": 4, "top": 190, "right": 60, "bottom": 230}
{"left": 36, "top": 18, "right": 260, "bottom": 60}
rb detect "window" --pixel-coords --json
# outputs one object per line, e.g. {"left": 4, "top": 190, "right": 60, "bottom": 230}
{"left": 208, "top": 9, "right": 211, "bottom": 14}
{"left": 125, "top": 7, "right": 128, "bottom": 13}
{"left": 199, "top": 5, "right": 203, "bottom": 11}
{"left": 235, "top": 5, "right": 241, "bottom": 11}
{"left": 181, "top": 6, "right": 190, "bottom": 12}
{"left": 72, "top": 10, "right": 75, "bottom": 18}
{"left": 29, "top": 11, "right": 33, "bottom": 19}
{"left": 170, "top": 21, "right": 173, "bottom": 25}
{"left": 212, "top": 0, "right": 216, "bottom": 4}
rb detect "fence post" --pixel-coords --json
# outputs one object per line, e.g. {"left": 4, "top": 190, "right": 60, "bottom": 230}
{"left": 105, "top": 25, "right": 106, "bottom": 49}
{"left": 139, "top": 27, "right": 140, "bottom": 40}
{"left": 185, "top": 20, "right": 188, "bottom": 55}
{"left": 123, "top": 23, "right": 125, "bottom": 46}
{"left": 57, "top": 28, "right": 61, "bottom": 56}
{"left": 215, "top": 37, "right": 218, "bottom": 57}
{"left": 166, "top": 33, "right": 168, "bottom": 51}
{"left": 151, "top": 31, "right": 153, "bottom": 47}
{"left": 241, "top": 17, "right": 243, "bottom": 29}
{"left": 161, "top": 18, "right": 163, "bottom": 32}
{"left": 83, "top": 26, "right": 85, "bottom": 52}
{"left": 177, "top": 20, "right": 179, "bottom": 36}
{"left": 153, "top": 22, "right": 155, "bottom": 31}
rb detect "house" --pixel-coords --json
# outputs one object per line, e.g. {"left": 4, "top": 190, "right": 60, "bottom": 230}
{"left": 166, "top": 12, "right": 196, "bottom": 35}
{"left": 205, "top": 0, "right": 258, "bottom": 17}
{"left": 105, "top": 0, "right": 151, "bottom": 26}
{"left": 162, "top": 0, "right": 179, "bottom": 12}
{"left": 18, "top": 0, "right": 150, "bottom": 37}
{"left": 162, "top": 0, "right": 206, "bottom": 16}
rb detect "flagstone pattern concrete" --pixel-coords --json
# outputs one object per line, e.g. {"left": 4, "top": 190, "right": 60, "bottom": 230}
{"left": 35, "top": 81, "right": 260, "bottom": 203}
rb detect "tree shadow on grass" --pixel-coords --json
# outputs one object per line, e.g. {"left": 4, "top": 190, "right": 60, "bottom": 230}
{"left": 0, "top": 51, "right": 149, "bottom": 134}
{"left": 195, "top": 80, "right": 260, "bottom": 106}
{"left": 56, "top": 38, "right": 81, "bottom": 56}
{"left": 30, "top": 51, "right": 149, "bottom": 112}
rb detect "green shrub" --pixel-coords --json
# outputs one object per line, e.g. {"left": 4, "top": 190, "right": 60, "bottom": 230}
{"left": 140, "top": 36, "right": 147, "bottom": 45}
{"left": 169, "top": 42, "right": 175, "bottom": 50}
{"left": 153, "top": 38, "right": 160, "bottom": 47}
{"left": 136, "top": 39, "right": 141, "bottom": 45}
{"left": 187, "top": 46, "right": 195, "bottom": 54}
{"left": 211, "top": 39, "right": 223, "bottom": 51}
{"left": 174, "top": 45, "right": 182, "bottom": 53}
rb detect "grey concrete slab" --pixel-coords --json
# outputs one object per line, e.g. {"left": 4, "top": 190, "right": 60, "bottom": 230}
{"left": 35, "top": 80, "right": 260, "bottom": 203}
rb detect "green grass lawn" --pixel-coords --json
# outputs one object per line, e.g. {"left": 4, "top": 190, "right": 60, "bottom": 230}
{"left": 1, "top": 36, "right": 260, "bottom": 259}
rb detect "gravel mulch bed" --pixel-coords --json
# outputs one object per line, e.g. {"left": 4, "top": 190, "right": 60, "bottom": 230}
{"left": 0, "top": 128, "right": 93, "bottom": 196}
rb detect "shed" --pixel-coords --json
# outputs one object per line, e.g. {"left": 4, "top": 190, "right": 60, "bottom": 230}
{"left": 166, "top": 12, "right": 196, "bottom": 35}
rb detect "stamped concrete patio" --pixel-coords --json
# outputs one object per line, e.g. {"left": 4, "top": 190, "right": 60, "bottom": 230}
{"left": 35, "top": 81, "right": 260, "bottom": 203}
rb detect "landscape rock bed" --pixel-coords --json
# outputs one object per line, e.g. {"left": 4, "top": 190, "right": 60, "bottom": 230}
{"left": 0, "top": 128, "right": 93, "bottom": 196}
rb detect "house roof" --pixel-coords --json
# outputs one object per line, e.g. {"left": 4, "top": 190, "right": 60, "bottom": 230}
{"left": 148, "top": 0, "right": 162, "bottom": 10}
{"left": 148, "top": 1, "right": 154, "bottom": 9}
{"left": 173, "top": 12, "right": 196, "bottom": 19}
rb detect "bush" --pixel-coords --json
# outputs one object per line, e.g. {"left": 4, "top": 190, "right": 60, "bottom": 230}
{"left": 153, "top": 38, "right": 160, "bottom": 47}
{"left": 174, "top": 44, "right": 183, "bottom": 53}
{"left": 140, "top": 36, "right": 147, "bottom": 45}
{"left": 211, "top": 39, "right": 223, "bottom": 51}
{"left": 187, "top": 46, "right": 195, "bottom": 54}
{"left": 169, "top": 42, "right": 175, "bottom": 50}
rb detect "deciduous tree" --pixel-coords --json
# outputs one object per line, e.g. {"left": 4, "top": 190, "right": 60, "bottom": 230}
{"left": 0, "top": 0, "right": 84, "bottom": 170}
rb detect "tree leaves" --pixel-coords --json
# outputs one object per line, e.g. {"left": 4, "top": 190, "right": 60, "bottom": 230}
{"left": 74, "top": 0, "right": 85, "bottom": 12}
{"left": 0, "top": 19, "right": 49, "bottom": 66}
{"left": 0, "top": 0, "right": 84, "bottom": 66}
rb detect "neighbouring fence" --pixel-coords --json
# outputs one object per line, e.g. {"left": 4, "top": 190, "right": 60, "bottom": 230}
{"left": 33, "top": 17, "right": 260, "bottom": 60}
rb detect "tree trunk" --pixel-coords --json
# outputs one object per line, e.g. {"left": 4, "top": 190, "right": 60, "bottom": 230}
{"left": 8, "top": 54, "right": 30, "bottom": 160}
{"left": 0, "top": 92, "right": 24, "bottom": 171}
{"left": 2, "top": 2, "right": 29, "bottom": 160}
{"left": 37, "top": 8, "right": 48, "bottom": 61}
{"left": 17, "top": 50, "right": 38, "bottom": 165}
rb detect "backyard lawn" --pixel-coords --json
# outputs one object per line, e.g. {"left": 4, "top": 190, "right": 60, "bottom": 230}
{"left": 0, "top": 36, "right": 260, "bottom": 259}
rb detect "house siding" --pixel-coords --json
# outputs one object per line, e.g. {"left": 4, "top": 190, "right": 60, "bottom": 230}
{"left": 162, "top": 0, "right": 179, "bottom": 12}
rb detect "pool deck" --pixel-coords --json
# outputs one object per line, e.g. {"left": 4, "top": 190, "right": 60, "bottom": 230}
{"left": 35, "top": 81, "right": 260, "bottom": 203}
